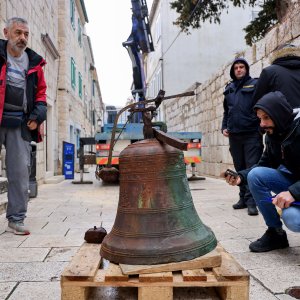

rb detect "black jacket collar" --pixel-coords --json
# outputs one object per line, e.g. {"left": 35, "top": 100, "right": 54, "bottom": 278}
{"left": 0, "top": 39, "right": 44, "bottom": 68}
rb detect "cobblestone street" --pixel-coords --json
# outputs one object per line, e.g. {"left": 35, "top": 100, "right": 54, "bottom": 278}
{"left": 0, "top": 171, "right": 299, "bottom": 299}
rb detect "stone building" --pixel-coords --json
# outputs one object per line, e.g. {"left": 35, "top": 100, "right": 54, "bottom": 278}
{"left": 57, "top": 0, "right": 103, "bottom": 173}
{"left": 0, "top": 0, "right": 104, "bottom": 181}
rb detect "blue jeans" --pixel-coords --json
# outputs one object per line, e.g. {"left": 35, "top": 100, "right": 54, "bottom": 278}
{"left": 247, "top": 166, "right": 300, "bottom": 232}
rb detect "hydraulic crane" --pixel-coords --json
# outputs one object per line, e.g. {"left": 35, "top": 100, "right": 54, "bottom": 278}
{"left": 123, "top": 0, "right": 154, "bottom": 122}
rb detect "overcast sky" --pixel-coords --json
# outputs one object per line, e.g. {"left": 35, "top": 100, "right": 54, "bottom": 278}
{"left": 85, "top": 0, "right": 153, "bottom": 108}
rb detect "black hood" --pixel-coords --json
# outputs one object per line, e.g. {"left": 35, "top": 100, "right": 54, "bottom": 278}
{"left": 254, "top": 91, "right": 294, "bottom": 134}
{"left": 230, "top": 57, "right": 250, "bottom": 80}
{"left": 270, "top": 43, "right": 300, "bottom": 67}
{"left": 273, "top": 56, "right": 300, "bottom": 69}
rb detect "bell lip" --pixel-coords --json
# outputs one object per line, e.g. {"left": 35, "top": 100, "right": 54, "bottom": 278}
{"left": 100, "top": 235, "right": 218, "bottom": 265}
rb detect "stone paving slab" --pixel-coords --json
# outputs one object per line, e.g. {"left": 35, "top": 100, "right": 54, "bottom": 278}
{"left": 249, "top": 277, "right": 279, "bottom": 300}
{"left": 0, "top": 261, "right": 66, "bottom": 281}
{"left": 0, "top": 282, "right": 16, "bottom": 299}
{"left": 217, "top": 238, "right": 251, "bottom": 253}
{"left": 0, "top": 234, "right": 28, "bottom": 249}
{"left": 214, "top": 226, "right": 267, "bottom": 241}
{"left": 19, "top": 235, "right": 83, "bottom": 248}
{"left": 276, "top": 295, "right": 297, "bottom": 300}
{"left": 44, "top": 175, "right": 65, "bottom": 184}
{"left": 66, "top": 227, "right": 93, "bottom": 238}
{"left": 33, "top": 225, "right": 69, "bottom": 236}
{"left": 45, "top": 247, "right": 79, "bottom": 262}
{"left": 233, "top": 247, "right": 300, "bottom": 270}
{"left": 60, "top": 221, "right": 105, "bottom": 230}
{"left": 0, "top": 248, "right": 50, "bottom": 263}
{"left": 250, "top": 266, "right": 300, "bottom": 294}
{"left": 285, "top": 233, "right": 300, "bottom": 247}
{"left": 8, "top": 282, "right": 60, "bottom": 300}
{"left": 64, "top": 215, "right": 103, "bottom": 224}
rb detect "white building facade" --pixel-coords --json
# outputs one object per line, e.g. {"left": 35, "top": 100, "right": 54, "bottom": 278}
{"left": 145, "top": 0, "right": 261, "bottom": 120}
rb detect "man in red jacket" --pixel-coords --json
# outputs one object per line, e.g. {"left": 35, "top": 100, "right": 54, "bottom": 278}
{"left": 0, "top": 17, "right": 47, "bottom": 235}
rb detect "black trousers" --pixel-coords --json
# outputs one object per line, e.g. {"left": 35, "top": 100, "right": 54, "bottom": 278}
{"left": 229, "top": 132, "right": 263, "bottom": 206}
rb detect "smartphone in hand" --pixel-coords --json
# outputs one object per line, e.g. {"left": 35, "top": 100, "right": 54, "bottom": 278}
{"left": 225, "top": 169, "right": 238, "bottom": 178}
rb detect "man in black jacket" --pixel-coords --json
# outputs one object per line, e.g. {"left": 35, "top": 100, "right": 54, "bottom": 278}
{"left": 225, "top": 91, "right": 300, "bottom": 252}
{"left": 253, "top": 43, "right": 300, "bottom": 109}
{"left": 222, "top": 57, "right": 263, "bottom": 215}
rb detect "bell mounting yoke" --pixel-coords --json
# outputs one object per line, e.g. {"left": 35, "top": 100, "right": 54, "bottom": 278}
{"left": 106, "top": 89, "right": 195, "bottom": 167}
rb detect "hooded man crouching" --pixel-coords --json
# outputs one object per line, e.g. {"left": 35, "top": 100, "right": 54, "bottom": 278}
{"left": 224, "top": 91, "right": 300, "bottom": 252}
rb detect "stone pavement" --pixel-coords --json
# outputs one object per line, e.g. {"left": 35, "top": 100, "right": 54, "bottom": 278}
{"left": 0, "top": 170, "right": 299, "bottom": 300}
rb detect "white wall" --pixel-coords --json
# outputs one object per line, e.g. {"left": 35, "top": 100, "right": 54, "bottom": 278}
{"left": 146, "top": 0, "right": 259, "bottom": 99}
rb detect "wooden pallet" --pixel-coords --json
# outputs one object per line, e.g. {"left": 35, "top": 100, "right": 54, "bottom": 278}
{"left": 61, "top": 243, "right": 249, "bottom": 300}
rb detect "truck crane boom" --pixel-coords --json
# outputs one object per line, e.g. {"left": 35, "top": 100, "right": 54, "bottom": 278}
{"left": 123, "top": 0, "right": 154, "bottom": 106}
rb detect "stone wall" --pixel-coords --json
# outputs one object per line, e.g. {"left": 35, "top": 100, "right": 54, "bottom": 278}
{"left": 164, "top": 5, "right": 300, "bottom": 177}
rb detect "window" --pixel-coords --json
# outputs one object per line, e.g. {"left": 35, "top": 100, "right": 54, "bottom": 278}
{"left": 84, "top": 102, "right": 87, "bottom": 117}
{"left": 71, "top": 57, "right": 76, "bottom": 90}
{"left": 83, "top": 85, "right": 87, "bottom": 101}
{"left": 70, "top": 125, "right": 74, "bottom": 142}
{"left": 70, "top": 0, "right": 75, "bottom": 30}
{"left": 78, "top": 72, "right": 82, "bottom": 98}
{"left": 89, "top": 102, "right": 92, "bottom": 121}
{"left": 78, "top": 19, "right": 82, "bottom": 46}
{"left": 92, "top": 110, "right": 96, "bottom": 126}
{"left": 76, "top": 129, "right": 81, "bottom": 150}
{"left": 157, "top": 68, "right": 162, "bottom": 91}
{"left": 92, "top": 80, "right": 95, "bottom": 96}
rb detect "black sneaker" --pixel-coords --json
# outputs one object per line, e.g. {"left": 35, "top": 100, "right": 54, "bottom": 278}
{"left": 249, "top": 228, "right": 289, "bottom": 252}
{"left": 247, "top": 205, "right": 258, "bottom": 216}
{"left": 232, "top": 199, "right": 247, "bottom": 209}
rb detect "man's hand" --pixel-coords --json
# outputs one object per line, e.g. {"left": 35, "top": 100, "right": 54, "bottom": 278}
{"left": 27, "top": 120, "right": 38, "bottom": 130}
{"left": 222, "top": 129, "right": 229, "bottom": 137}
{"left": 220, "top": 171, "right": 241, "bottom": 186}
{"left": 272, "top": 191, "right": 295, "bottom": 209}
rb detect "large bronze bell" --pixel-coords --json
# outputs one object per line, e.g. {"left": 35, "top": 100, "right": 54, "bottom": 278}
{"left": 100, "top": 138, "right": 217, "bottom": 265}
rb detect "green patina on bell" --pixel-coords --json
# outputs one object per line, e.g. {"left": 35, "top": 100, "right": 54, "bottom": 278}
{"left": 100, "top": 139, "right": 217, "bottom": 265}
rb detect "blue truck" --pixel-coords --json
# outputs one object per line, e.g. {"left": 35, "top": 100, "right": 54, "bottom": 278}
{"left": 94, "top": 112, "right": 202, "bottom": 181}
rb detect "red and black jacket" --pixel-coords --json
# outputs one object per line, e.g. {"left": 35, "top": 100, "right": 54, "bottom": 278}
{"left": 0, "top": 39, "right": 47, "bottom": 142}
